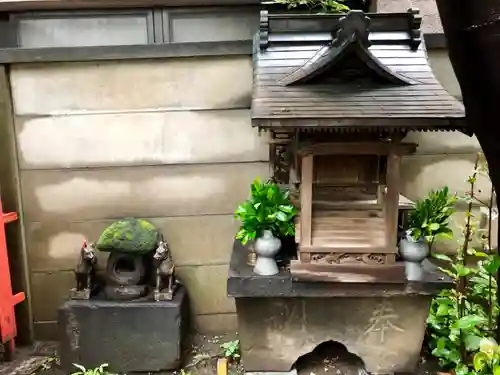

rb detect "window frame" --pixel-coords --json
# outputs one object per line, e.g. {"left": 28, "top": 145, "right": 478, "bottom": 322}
{"left": 9, "top": 8, "right": 162, "bottom": 47}
{"left": 4, "top": 5, "right": 259, "bottom": 48}
{"left": 163, "top": 6, "right": 259, "bottom": 43}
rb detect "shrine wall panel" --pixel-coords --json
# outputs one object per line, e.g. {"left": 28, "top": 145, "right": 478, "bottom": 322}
{"left": 377, "top": 0, "right": 443, "bottom": 34}
{"left": 25, "top": 215, "right": 239, "bottom": 272}
{"left": 19, "top": 163, "right": 269, "bottom": 222}
{"left": 402, "top": 50, "right": 480, "bottom": 155}
{"left": 399, "top": 48, "right": 491, "bottom": 256}
{"left": 29, "top": 265, "right": 236, "bottom": 319}
{"left": 401, "top": 154, "right": 496, "bottom": 254}
{"left": 428, "top": 50, "right": 461, "bottom": 98}
{"left": 10, "top": 57, "right": 253, "bottom": 114}
{"left": 9, "top": 56, "right": 267, "bottom": 340}
{"left": 15, "top": 109, "right": 267, "bottom": 169}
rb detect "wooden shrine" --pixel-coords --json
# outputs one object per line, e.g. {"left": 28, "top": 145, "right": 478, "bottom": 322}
{"left": 252, "top": 8, "right": 467, "bottom": 282}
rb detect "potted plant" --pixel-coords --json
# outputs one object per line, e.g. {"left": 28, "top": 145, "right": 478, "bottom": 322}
{"left": 234, "top": 178, "right": 296, "bottom": 276}
{"left": 400, "top": 186, "right": 456, "bottom": 280}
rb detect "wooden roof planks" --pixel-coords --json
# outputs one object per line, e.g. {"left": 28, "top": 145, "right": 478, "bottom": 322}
{"left": 252, "top": 8, "right": 467, "bottom": 132}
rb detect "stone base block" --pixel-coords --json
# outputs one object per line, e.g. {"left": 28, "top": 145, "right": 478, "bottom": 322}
{"left": 235, "top": 296, "right": 430, "bottom": 375}
{"left": 58, "top": 285, "right": 189, "bottom": 373}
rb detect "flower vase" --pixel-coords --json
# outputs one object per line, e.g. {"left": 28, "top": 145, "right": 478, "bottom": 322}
{"left": 399, "top": 237, "right": 430, "bottom": 281}
{"left": 253, "top": 230, "right": 281, "bottom": 276}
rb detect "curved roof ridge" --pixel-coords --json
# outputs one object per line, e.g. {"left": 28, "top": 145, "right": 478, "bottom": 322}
{"left": 280, "top": 11, "right": 415, "bottom": 86}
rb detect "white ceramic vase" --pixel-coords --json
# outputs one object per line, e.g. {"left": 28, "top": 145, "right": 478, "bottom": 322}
{"left": 399, "top": 237, "right": 430, "bottom": 281}
{"left": 253, "top": 230, "right": 281, "bottom": 276}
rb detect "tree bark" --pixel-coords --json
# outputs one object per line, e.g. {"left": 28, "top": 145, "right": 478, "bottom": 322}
{"left": 434, "top": 0, "right": 500, "bottom": 339}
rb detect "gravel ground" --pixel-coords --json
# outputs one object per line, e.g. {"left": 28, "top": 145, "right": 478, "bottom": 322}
{"left": 1, "top": 336, "right": 441, "bottom": 375}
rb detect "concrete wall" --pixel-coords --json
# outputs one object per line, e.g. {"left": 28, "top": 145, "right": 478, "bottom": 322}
{"left": 9, "top": 56, "right": 270, "bottom": 340}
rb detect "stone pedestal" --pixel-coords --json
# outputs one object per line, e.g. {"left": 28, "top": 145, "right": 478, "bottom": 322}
{"left": 58, "top": 285, "right": 189, "bottom": 374}
{"left": 227, "top": 242, "right": 452, "bottom": 375}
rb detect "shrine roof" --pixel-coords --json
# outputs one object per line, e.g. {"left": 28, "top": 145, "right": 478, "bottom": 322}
{"left": 252, "top": 9, "right": 467, "bottom": 132}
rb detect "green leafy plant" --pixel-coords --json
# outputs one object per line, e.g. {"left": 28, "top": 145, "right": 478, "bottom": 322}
{"left": 220, "top": 340, "right": 240, "bottom": 360}
{"left": 473, "top": 338, "right": 500, "bottom": 375}
{"left": 71, "top": 363, "right": 111, "bottom": 375}
{"left": 427, "top": 153, "right": 500, "bottom": 372}
{"left": 407, "top": 186, "right": 456, "bottom": 244}
{"left": 234, "top": 178, "right": 296, "bottom": 245}
{"left": 427, "top": 260, "right": 492, "bottom": 368}
{"left": 271, "top": 0, "right": 351, "bottom": 12}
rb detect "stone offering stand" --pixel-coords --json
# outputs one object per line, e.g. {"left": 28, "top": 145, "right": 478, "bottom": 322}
{"left": 228, "top": 241, "right": 451, "bottom": 375}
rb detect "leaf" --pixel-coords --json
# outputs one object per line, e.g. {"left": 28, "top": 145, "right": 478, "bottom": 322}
{"left": 436, "top": 303, "right": 449, "bottom": 317}
{"left": 235, "top": 205, "right": 247, "bottom": 215}
{"left": 429, "top": 223, "right": 440, "bottom": 231}
{"left": 479, "top": 337, "right": 498, "bottom": 354}
{"left": 276, "top": 211, "right": 288, "bottom": 222}
{"left": 494, "top": 365, "right": 500, "bottom": 375}
{"left": 455, "top": 363, "right": 470, "bottom": 375}
{"left": 438, "top": 266, "right": 457, "bottom": 278}
{"left": 474, "top": 352, "right": 487, "bottom": 371}
{"left": 73, "top": 364, "right": 87, "bottom": 372}
{"left": 431, "top": 252, "right": 453, "bottom": 263}
{"left": 279, "top": 204, "right": 295, "bottom": 213}
{"left": 235, "top": 229, "right": 246, "bottom": 240}
{"left": 438, "top": 231, "right": 454, "bottom": 240}
{"left": 464, "top": 334, "right": 482, "bottom": 351}
{"left": 453, "top": 315, "right": 487, "bottom": 329}
{"left": 484, "top": 256, "right": 500, "bottom": 275}
{"left": 454, "top": 264, "right": 472, "bottom": 277}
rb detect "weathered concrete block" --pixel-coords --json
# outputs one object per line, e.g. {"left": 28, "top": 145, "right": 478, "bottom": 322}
{"left": 58, "top": 286, "right": 189, "bottom": 373}
{"left": 10, "top": 57, "right": 252, "bottom": 115}
{"left": 377, "top": 0, "right": 443, "bottom": 34}
{"left": 193, "top": 313, "right": 239, "bottom": 334}
{"left": 235, "top": 296, "right": 430, "bottom": 374}
{"left": 16, "top": 109, "right": 268, "bottom": 170}
{"left": 403, "top": 131, "right": 481, "bottom": 155}
{"left": 400, "top": 153, "right": 492, "bottom": 203}
{"left": 435, "top": 206, "right": 498, "bottom": 254}
{"left": 26, "top": 219, "right": 116, "bottom": 273}
{"left": 428, "top": 50, "right": 461, "bottom": 98}
{"left": 31, "top": 270, "right": 74, "bottom": 322}
{"left": 177, "top": 264, "right": 236, "bottom": 315}
{"left": 20, "top": 162, "right": 270, "bottom": 222}
{"left": 26, "top": 214, "right": 239, "bottom": 272}
{"left": 150, "top": 215, "right": 239, "bottom": 267}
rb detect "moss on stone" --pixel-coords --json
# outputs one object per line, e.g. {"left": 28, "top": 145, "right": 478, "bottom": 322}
{"left": 97, "top": 217, "right": 161, "bottom": 254}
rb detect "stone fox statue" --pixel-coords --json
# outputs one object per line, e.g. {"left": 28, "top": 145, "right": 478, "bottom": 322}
{"left": 74, "top": 240, "right": 97, "bottom": 291}
{"left": 153, "top": 240, "right": 176, "bottom": 300}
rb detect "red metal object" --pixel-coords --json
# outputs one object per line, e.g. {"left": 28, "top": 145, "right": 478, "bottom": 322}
{"left": 0, "top": 199, "right": 24, "bottom": 361}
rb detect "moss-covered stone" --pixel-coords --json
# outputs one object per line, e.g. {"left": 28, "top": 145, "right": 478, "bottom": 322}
{"left": 97, "top": 217, "right": 161, "bottom": 254}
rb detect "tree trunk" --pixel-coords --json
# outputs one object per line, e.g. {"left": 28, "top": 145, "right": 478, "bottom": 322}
{"left": 434, "top": 0, "right": 500, "bottom": 339}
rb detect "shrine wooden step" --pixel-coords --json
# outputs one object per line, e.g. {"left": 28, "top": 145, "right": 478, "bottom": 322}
{"left": 289, "top": 260, "right": 406, "bottom": 283}
{"left": 295, "top": 211, "right": 387, "bottom": 252}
